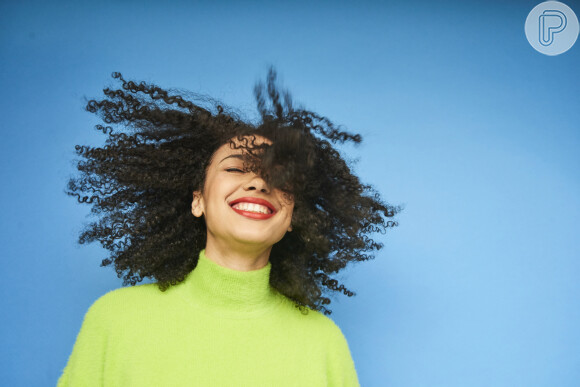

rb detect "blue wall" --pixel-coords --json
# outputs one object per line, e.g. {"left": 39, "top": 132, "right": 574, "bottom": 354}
{"left": 1, "top": 1, "right": 579, "bottom": 385}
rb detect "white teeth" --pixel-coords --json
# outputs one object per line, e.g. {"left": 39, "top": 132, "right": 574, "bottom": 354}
{"left": 232, "top": 202, "right": 271, "bottom": 214}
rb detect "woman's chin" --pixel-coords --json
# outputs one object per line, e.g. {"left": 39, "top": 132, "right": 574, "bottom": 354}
{"left": 228, "top": 231, "right": 284, "bottom": 249}
{"left": 231, "top": 235, "right": 275, "bottom": 248}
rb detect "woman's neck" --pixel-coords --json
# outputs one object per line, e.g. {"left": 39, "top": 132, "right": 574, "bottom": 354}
{"left": 203, "top": 236, "right": 273, "bottom": 272}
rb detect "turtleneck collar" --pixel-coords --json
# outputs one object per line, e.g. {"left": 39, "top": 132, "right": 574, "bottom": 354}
{"left": 177, "top": 249, "right": 282, "bottom": 319}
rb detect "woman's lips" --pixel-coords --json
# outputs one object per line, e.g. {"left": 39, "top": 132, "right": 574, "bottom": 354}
{"left": 229, "top": 197, "right": 276, "bottom": 220}
{"left": 231, "top": 207, "right": 275, "bottom": 220}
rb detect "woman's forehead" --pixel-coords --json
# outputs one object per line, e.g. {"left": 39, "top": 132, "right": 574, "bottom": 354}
{"left": 229, "top": 134, "right": 272, "bottom": 148}
{"left": 210, "top": 135, "right": 271, "bottom": 165}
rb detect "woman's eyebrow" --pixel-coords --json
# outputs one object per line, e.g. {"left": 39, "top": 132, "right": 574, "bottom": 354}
{"left": 219, "top": 154, "right": 245, "bottom": 164}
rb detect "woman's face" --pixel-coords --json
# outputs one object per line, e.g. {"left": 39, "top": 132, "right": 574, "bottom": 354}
{"left": 191, "top": 135, "right": 294, "bottom": 252}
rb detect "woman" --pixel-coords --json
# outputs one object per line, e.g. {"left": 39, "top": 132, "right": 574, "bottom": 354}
{"left": 58, "top": 70, "right": 401, "bottom": 386}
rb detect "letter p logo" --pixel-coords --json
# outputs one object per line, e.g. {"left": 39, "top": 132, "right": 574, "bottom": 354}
{"left": 539, "top": 10, "right": 567, "bottom": 45}
{"left": 525, "top": 1, "right": 579, "bottom": 55}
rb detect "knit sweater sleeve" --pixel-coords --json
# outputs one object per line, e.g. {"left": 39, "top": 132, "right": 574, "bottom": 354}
{"left": 57, "top": 294, "right": 110, "bottom": 386}
{"left": 326, "top": 319, "right": 361, "bottom": 387}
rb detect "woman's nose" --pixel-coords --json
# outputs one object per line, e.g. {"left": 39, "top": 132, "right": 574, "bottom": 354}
{"left": 244, "top": 175, "right": 270, "bottom": 193}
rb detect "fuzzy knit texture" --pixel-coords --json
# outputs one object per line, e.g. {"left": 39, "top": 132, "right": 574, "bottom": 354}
{"left": 57, "top": 249, "right": 360, "bottom": 386}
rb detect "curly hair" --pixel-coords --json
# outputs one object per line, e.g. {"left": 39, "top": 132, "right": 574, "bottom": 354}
{"left": 67, "top": 69, "right": 402, "bottom": 315}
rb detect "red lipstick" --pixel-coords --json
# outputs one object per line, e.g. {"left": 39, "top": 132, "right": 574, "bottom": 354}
{"left": 229, "top": 197, "right": 276, "bottom": 220}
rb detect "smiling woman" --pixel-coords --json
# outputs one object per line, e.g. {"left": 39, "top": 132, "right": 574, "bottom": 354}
{"left": 191, "top": 136, "right": 295, "bottom": 272}
{"left": 58, "top": 69, "right": 402, "bottom": 386}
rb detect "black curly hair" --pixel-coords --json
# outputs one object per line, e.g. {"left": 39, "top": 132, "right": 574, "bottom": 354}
{"left": 67, "top": 68, "right": 402, "bottom": 315}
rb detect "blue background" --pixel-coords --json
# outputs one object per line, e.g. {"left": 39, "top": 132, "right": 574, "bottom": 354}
{"left": 1, "top": 0, "right": 579, "bottom": 385}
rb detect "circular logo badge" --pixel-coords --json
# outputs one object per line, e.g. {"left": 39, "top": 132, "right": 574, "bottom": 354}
{"left": 525, "top": 1, "right": 579, "bottom": 55}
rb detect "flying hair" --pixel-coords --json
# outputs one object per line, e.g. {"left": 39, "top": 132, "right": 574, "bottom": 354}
{"left": 67, "top": 68, "right": 402, "bottom": 315}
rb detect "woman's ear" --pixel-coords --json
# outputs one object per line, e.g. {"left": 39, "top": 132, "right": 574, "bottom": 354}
{"left": 191, "top": 191, "right": 205, "bottom": 217}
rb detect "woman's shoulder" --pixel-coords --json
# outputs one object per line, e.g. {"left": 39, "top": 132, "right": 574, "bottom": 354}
{"left": 85, "top": 282, "right": 176, "bottom": 320}
{"left": 94, "top": 281, "right": 159, "bottom": 303}
{"left": 274, "top": 293, "right": 348, "bottom": 339}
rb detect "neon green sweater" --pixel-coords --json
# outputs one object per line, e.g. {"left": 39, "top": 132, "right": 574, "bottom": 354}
{"left": 57, "top": 250, "right": 360, "bottom": 386}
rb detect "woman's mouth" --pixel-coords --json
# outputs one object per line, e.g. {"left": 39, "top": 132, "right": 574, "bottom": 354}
{"left": 229, "top": 197, "right": 276, "bottom": 219}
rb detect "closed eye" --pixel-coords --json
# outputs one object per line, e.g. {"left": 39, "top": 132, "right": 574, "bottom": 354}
{"left": 226, "top": 168, "right": 244, "bottom": 173}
